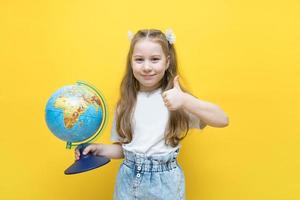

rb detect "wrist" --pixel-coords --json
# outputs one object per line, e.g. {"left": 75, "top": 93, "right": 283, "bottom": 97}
{"left": 182, "top": 92, "right": 190, "bottom": 109}
{"left": 96, "top": 143, "right": 104, "bottom": 156}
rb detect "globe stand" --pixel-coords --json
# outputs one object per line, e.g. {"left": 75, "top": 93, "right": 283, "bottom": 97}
{"left": 64, "top": 143, "right": 110, "bottom": 175}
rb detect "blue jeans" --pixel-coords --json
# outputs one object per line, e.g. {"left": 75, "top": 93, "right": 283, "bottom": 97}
{"left": 114, "top": 148, "right": 185, "bottom": 200}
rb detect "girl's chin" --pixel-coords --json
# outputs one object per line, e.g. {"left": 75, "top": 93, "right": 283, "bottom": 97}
{"left": 141, "top": 81, "right": 157, "bottom": 86}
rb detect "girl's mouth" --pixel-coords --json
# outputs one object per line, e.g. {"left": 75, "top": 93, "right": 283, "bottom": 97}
{"left": 142, "top": 74, "right": 155, "bottom": 80}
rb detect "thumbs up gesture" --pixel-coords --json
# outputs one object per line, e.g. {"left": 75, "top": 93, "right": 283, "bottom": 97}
{"left": 162, "top": 75, "right": 187, "bottom": 111}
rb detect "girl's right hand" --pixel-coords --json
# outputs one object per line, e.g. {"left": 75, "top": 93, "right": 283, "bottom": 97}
{"left": 75, "top": 143, "right": 102, "bottom": 160}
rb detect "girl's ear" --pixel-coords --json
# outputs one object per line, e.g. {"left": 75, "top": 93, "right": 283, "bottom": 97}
{"left": 166, "top": 55, "right": 170, "bottom": 70}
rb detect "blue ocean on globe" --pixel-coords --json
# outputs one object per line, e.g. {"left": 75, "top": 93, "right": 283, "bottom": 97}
{"left": 45, "top": 84, "right": 104, "bottom": 144}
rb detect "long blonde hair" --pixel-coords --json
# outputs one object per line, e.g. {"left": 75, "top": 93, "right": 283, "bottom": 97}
{"left": 116, "top": 29, "right": 191, "bottom": 147}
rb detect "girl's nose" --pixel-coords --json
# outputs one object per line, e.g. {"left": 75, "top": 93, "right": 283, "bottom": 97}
{"left": 142, "top": 61, "right": 152, "bottom": 72}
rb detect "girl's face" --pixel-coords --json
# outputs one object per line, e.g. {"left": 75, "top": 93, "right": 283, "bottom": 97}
{"left": 131, "top": 39, "right": 169, "bottom": 92}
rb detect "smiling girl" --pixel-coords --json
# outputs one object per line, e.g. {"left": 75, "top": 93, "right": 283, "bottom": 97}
{"left": 75, "top": 29, "right": 229, "bottom": 200}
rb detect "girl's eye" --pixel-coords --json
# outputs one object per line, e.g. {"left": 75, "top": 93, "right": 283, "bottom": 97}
{"left": 134, "top": 58, "right": 160, "bottom": 62}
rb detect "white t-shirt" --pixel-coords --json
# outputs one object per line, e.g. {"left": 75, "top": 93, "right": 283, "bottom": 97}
{"left": 110, "top": 87, "right": 204, "bottom": 156}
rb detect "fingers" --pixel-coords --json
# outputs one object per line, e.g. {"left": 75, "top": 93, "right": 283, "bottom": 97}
{"left": 75, "top": 148, "right": 80, "bottom": 160}
{"left": 162, "top": 92, "right": 167, "bottom": 102}
{"left": 164, "top": 101, "right": 169, "bottom": 107}
{"left": 82, "top": 145, "right": 93, "bottom": 155}
{"left": 162, "top": 92, "right": 169, "bottom": 106}
{"left": 74, "top": 144, "right": 95, "bottom": 160}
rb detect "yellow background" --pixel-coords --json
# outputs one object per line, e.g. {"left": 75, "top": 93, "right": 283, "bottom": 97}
{"left": 0, "top": 0, "right": 299, "bottom": 199}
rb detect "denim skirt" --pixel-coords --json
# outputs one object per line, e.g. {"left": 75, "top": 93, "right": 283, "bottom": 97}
{"left": 113, "top": 148, "right": 185, "bottom": 200}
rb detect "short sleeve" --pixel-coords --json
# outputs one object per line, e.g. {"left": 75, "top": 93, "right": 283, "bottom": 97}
{"left": 188, "top": 111, "right": 205, "bottom": 130}
{"left": 110, "top": 111, "right": 123, "bottom": 143}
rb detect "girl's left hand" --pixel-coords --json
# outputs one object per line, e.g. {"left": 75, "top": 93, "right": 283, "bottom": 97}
{"left": 162, "top": 75, "right": 186, "bottom": 111}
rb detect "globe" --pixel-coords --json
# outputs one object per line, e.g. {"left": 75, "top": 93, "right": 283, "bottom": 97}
{"left": 45, "top": 81, "right": 110, "bottom": 174}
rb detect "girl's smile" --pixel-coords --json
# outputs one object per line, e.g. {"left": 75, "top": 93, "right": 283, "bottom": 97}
{"left": 142, "top": 74, "right": 156, "bottom": 80}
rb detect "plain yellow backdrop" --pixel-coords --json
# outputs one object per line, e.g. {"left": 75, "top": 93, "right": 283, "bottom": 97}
{"left": 0, "top": 0, "right": 299, "bottom": 199}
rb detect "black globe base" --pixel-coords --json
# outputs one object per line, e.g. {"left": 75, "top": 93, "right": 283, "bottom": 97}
{"left": 64, "top": 143, "right": 110, "bottom": 175}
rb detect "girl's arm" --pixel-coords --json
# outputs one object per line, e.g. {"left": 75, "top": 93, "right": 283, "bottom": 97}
{"left": 97, "top": 143, "right": 124, "bottom": 159}
{"left": 76, "top": 143, "right": 124, "bottom": 160}
{"left": 182, "top": 93, "right": 229, "bottom": 128}
{"left": 162, "top": 75, "right": 229, "bottom": 128}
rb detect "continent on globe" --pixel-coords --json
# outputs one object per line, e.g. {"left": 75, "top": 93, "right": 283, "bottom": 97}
{"left": 54, "top": 92, "right": 102, "bottom": 129}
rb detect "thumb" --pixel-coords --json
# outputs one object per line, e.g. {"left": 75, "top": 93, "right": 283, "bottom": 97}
{"left": 82, "top": 145, "right": 92, "bottom": 155}
{"left": 173, "top": 75, "right": 181, "bottom": 90}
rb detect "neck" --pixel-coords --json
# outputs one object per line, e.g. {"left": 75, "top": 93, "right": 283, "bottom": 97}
{"left": 139, "top": 84, "right": 161, "bottom": 92}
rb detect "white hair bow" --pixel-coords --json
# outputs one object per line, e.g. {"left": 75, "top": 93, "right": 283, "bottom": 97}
{"left": 127, "top": 28, "right": 176, "bottom": 44}
{"left": 128, "top": 30, "right": 134, "bottom": 41}
{"left": 165, "top": 28, "right": 176, "bottom": 44}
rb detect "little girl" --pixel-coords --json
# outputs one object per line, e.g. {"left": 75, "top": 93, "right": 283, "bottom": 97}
{"left": 75, "top": 28, "right": 229, "bottom": 200}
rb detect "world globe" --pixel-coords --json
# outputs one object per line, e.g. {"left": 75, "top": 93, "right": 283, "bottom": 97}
{"left": 45, "top": 81, "right": 110, "bottom": 174}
